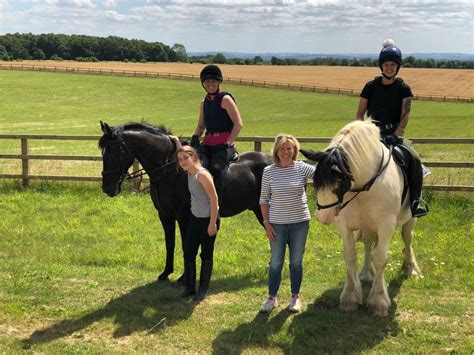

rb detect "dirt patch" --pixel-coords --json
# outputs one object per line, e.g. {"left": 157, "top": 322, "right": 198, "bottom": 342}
{"left": 3, "top": 60, "right": 473, "bottom": 99}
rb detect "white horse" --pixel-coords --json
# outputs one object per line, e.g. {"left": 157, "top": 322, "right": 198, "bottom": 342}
{"left": 301, "top": 120, "right": 422, "bottom": 317}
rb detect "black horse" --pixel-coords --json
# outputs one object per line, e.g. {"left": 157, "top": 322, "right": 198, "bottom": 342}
{"left": 99, "top": 121, "right": 272, "bottom": 282}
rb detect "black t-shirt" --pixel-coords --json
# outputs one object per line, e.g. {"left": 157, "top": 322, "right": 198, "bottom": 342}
{"left": 360, "top": 76, "right": 413, "bottom": 125}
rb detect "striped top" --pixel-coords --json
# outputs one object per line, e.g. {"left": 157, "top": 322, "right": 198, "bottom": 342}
{"left": 259, "top": 160, "right": 316, "bottom": 224}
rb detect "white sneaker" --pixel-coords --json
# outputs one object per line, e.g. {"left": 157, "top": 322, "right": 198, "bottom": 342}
{"left": 288, "top": 297, "right": 301, "bottom": 313}
{"left": 260, "top": 296, "right": 278, "bottom": 313}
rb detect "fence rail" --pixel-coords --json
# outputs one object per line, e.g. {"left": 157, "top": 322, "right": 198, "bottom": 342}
{"left": 0, "top": 134, "right": 472, "bottom": 192}
{"left": 1, "top": 63, "right": 473, "bottom": 103}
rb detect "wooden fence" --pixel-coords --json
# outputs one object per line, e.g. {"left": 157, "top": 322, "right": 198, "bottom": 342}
{"left": 0, "top": 134, "right": 473, "bottom": 192}
{"left": 1, "top": 63, "right": 473, "bottom": 103}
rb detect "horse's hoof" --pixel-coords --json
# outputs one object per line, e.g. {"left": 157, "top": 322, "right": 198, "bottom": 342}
{"left": 339, "top": 302, "right": 359, "bottom": 312}
{"left": 157, "top": 273, "right": 171, "bottom": 282}
{"left": 176, "top": 274, "right": 185, "bottom": 285}
{"left": 368, "top": 304, "right": 389, "bottom": 317}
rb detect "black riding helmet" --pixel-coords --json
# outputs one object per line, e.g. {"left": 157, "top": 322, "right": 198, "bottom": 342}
{"left": 379, "top": 39, "right": 402, "bottom": 78}
{"left": 200, "top": 65, "right": 223, "bottom": 83}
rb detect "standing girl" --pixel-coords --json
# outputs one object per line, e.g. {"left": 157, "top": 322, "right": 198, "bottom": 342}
{"left": 172, "top": 138, "right": 219, "bottom": 301}
{"left": 259, "top": 134, "right": 316, "bottom": 313}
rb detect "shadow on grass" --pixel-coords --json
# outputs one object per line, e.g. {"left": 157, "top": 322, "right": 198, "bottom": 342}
{"left": 21, "top": 274, "right": 265, "bottom": 350}
{"left": 212, "top": 274, "right": 407, "bottom": 354}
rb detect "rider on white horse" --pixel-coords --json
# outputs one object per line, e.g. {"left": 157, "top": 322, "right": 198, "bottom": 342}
{"left": 356, "top": 39, "right": 429, "bottom": 218}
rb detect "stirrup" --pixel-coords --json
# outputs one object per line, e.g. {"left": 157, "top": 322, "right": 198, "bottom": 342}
{"left": 411, "top": 199, "right": 429, "bottom": 218}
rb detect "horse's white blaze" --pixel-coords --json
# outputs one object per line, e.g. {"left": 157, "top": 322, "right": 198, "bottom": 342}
{"left": 315, "top": 120, "right": 422, "bottom": 317}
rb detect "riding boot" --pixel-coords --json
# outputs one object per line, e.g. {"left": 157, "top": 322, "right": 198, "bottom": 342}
{"left": 212, "top": 170, "right": 224, "bottom": 206}
{"left": 181, "top": 260, "right": 196, "bottom": 298}
{"left": 194, "top": 260, "right": 213, "bottom": 301}
{"left": 409, "top": 159, "right": 429, "bottom": 218}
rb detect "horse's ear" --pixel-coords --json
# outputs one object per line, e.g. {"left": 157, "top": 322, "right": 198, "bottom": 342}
{"left": 300, "top": 148, "right": 325, "bottom": 162}
{"left": 330, "top": 164, "right": 342, "bottom": 173}
{"left": 100, "top": 121, "right": 113, "bottom": 136}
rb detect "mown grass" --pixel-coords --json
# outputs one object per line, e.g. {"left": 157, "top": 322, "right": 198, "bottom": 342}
{"left": 0, "top": 70, "right": 473, "bottom": 352}
{"left": 0, "top": 181, "right": 472, "bottom": 353}
{"left": 0, "top": 70, "right": 472, "bottom": 185}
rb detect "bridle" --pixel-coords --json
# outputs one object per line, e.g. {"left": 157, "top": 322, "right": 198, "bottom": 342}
{"left": 101, "top": 135, "right": 176, "bottom": 188}
{"left": 101, "top": 138, "right": 132, "bottom": 185}
{"left": 316, "top": 145, "right": 393, "bottom": 216}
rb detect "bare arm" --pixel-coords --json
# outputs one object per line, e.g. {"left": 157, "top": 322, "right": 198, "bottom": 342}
{"left": 356, "top": 98, "right": 368, "bottom": 121}
{"left": 198, "top": 171, "right": 219, "bottom": 236}
{"left": 260, "top": 203, "right": 276, "bottom": 242}
{"left": 193, "top": 101, "right": 206, "bottom": 137}
{"left": 221, "top": 95, "right": 243, "bottom": 145}
{"left": 169, "top": 135, "right": 182, "bottom": 149}
{"left": 395, "top": 97, "right": 411, "bottom": 137}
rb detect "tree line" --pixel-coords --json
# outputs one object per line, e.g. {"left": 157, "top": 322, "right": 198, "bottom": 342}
{"left": 1, "top": 33, "right": 472, "bottom": 69}
{"left": 0, "top": 33, "right": 187, "bottom": 62}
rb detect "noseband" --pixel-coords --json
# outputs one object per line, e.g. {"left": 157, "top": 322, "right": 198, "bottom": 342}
{"left": 101, "top": 139, "right": 131, "bottom": 184}
{"left": 101, "top": 135, "right": 176, "bottom": 187}
{"left": 316, "top": 145, "right": 393, "bottom": 215}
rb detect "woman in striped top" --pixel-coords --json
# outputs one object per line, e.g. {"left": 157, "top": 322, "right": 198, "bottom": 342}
{"left": 259, "top": 134, "right": 316, "bottom": 313}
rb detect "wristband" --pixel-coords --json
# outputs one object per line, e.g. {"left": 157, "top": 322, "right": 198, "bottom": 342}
{"left": 263, "top": 220, "right": 270, "bottom": 224}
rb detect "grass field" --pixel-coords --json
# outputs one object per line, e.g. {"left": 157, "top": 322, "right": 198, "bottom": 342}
{"left": 0, "top": 181, "right": 472, "bottom": 353}
{"left": 3, "top": 60, "right": 474, "bottom": 99}
{"left": 0, "top": 69, "right": 473, "bottom": 353}
{"left": 0, "top": 69, "right": 472, "bottom": 186}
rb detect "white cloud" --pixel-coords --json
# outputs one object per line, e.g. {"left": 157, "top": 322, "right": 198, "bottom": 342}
{"left": 0, "top": 0, "right": 472, "bottom": 53}
{"left": 103, "top": 0, "right": 116, "bottom": 7}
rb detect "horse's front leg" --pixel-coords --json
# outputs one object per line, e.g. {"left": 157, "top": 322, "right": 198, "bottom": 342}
{"left": 359, "top": 230, "right": 375, "bottom": 282}
{"left": 401, "top": 218, "right": 422, "bottom": 278}
{"left": 339, "top": 226, "right": 363, "bottom": 312}
{"left": 368, "top": 223, "right": 394, "bottom": 317}
{"left": 176, "top": 210, "right": 191, "bottom": 285}
{"left": 157, "top": 211, "right": 176, "bottom": 282}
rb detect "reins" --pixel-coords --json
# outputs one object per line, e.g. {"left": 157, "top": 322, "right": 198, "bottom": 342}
{"left": 102, "top": 134, "right": 177, "bottom": 193}
{"left": 317, "top": 145, "right": 393, "bottom": 215}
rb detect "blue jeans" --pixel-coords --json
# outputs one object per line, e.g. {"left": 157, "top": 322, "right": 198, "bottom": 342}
{"left": 268, "top": 220, "right": 309, "bottom": 296}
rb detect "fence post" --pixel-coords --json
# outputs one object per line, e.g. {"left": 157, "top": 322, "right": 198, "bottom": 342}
{"left": 254, "top": 140, "right": 262, "bottom": 152}
{"left": 21, "top": 138, "right": 30, "bottom": 187}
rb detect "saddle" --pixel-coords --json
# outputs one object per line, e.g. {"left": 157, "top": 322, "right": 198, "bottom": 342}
{"left": 384, "top": 141, "right": 410, "bottom": 204}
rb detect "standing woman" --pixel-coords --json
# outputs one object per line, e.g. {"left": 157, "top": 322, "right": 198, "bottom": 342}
{"left": 172, "top": 137, "right": 219, "bottom": 301}
{"left": 259, "top": 134, "right": 315, "bottom": 313}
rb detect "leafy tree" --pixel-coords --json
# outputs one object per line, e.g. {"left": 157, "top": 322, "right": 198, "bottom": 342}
{"left": 171, "top": 43, "right": 188, "bottom": 62}
{"left": 213, "top": 53, "right": 226, "bottom": 64}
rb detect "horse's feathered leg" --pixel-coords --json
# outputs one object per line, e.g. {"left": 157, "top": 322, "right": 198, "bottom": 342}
{"left": 359, "top": 230, "right": 375, "bottom": 282}
{"left": 401, "top": 218, "right": 422, "bottom": 278}
{"left": 368, "top": 222, "right": 395, "bottom": 317}
{"left": 157, "top": 210, "right": 176, "bottom": 282}
{"left": 339, "top": 226, "right": 363, "bottom": 312}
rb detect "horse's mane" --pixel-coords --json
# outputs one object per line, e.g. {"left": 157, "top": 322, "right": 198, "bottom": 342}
{"left": 99, "top": 122, "right": 172, "bottom": 150}
{"left": 329, "top": 120, "right": 381, "bottom": 176}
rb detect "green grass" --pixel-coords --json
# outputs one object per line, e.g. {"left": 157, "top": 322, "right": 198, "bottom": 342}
{"left": 0, "top": 70, "right": 472, "bottom": 185}
{"left": 0, "top": 181, "right": 472, "bottom": 353}
{"left": 0, "top": 70, "right": 473, "bottom": 352}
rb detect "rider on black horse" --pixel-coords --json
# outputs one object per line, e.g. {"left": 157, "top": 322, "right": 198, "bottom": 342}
{"left": 190, "top": 64, "right": 243, "bottom": 205}
{"left": 356, "top": 39, "right": 429, "bottom": 218}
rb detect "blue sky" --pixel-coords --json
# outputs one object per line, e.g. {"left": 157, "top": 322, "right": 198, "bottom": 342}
{"left": 0, "top": 0, "right": 472, "bottom": 54}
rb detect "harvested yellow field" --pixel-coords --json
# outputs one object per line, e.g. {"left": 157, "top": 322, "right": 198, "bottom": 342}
{"left": 5, "top": 60, "right": 474, "bottom": 99}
